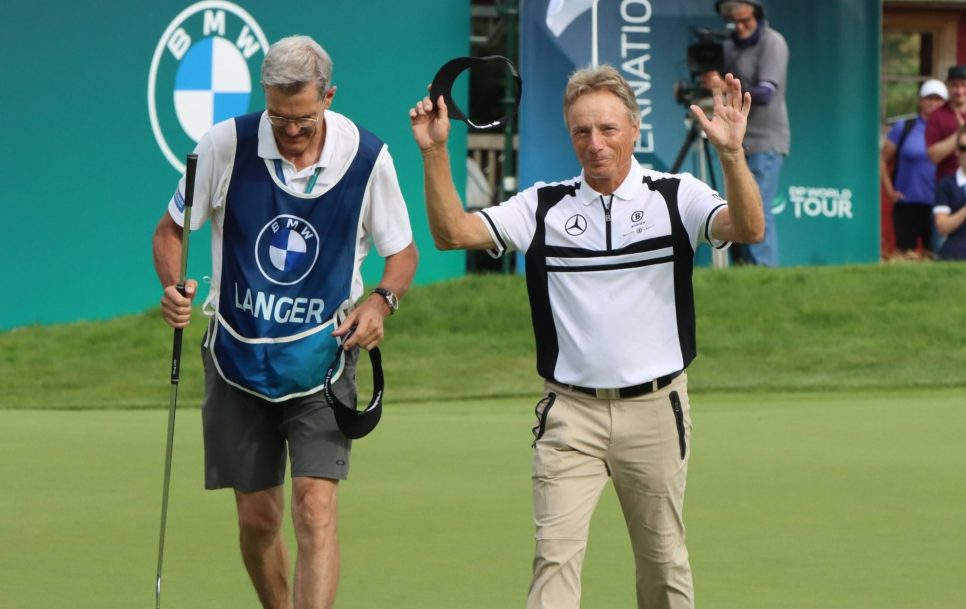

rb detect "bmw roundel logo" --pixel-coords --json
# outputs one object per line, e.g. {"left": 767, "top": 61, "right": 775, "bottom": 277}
{"left": 255, "top": 215, "right": 320, "bottom": 285}
{"left": 148, "top": 1, "right": 269, "bottom": 172}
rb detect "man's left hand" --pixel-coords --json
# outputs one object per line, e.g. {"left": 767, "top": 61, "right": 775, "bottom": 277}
{"left": 690, "top": 72, "right": 750, "bottom": 159}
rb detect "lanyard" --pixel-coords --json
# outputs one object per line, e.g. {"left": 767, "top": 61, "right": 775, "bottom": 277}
{"left": 274, "top": 159, "right": 322, "bottom": 194}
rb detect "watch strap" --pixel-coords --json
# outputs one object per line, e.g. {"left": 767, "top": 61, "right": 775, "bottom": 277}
{"left": 372, "top": 287, "right": 398, "bottom": 314}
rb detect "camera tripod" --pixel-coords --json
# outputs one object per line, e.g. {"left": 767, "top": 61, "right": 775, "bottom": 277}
{"left": 670, "top": 115, "right": 729, "bottom": 268}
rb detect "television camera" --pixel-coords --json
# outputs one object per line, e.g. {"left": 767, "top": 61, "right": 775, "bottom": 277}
{"left": 674, "top": 25, "right": 734, "bottom": 107}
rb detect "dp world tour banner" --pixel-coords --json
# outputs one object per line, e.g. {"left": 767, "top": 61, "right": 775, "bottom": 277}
{"left": 521, "top": 0, "right": 881, "bottom": 267}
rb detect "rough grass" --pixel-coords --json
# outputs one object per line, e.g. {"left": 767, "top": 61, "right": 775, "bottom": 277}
{"left": 2, "top": 262, "right": 965, "bottom": 409}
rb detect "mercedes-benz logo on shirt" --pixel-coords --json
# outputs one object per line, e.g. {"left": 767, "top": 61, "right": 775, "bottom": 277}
{"left": 565, "top": 214, "right": 587, "bottom": 236}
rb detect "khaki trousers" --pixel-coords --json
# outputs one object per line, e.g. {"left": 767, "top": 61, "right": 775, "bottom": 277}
{"left": 528, "top": 373, "right": 694, "bottom": 609}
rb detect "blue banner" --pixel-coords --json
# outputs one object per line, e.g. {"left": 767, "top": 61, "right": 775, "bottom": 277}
{"left": 521, "top": 0, "right": 881, "bottom": 266}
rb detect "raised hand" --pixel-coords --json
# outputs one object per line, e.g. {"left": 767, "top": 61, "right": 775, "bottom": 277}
{"left": 410, "top": 94, "right": 451, "bottom": 153}
{"left": 689, "top": 72, "right": 750, "bottom": 157}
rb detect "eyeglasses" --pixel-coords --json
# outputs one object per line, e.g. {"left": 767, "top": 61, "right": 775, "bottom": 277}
{"left": 266, "top": 108, "right": 322, "bottom": 130}
{"left": 727, "top": 14, "right": 756, "bottom": 27}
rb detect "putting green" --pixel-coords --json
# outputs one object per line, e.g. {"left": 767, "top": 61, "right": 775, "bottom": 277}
{"left": 1, "top": 389, "right": 962, "bottom": 608}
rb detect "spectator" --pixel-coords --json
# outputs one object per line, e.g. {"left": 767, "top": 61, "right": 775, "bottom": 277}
{"left": 926, "top": 65, "right": 966, "bottom": 180}
{"left": 880, "top": 79, "right": 948, "bottom": 259}
{"left": 933, "top": 129, "right": 966, "bottom": 260}
{"left": 704, "top": 0, "right": 789, "bottom": 266}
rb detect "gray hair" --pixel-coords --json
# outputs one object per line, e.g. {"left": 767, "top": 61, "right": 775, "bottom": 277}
{"left": 261, "top": 35, "right": 332, "bottom": 98}
{"left": 563, "top": 65, "right": 640, "bottom": 127}
{"left": 718, "top": 1, "right": 753, "bottom": 17}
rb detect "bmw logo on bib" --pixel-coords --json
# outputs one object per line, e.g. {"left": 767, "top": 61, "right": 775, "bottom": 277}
{"left": 148, "top": 1, "right": 269, "bottom": 173}
{"left": 256, "top": 215, "right": 321, "bottom": 286}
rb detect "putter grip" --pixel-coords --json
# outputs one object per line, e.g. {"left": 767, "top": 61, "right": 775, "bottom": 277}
{"left": 170, "top": 282, "right": 188, "bottom": 384}
{"left": 170, "top": 154, "right": 197, "bottom": 385}
{"left": 170, "top": 328, "right": 183, "bottom": 384}
{"left": 183, "top": 154, "right": 197, "bottom": 208}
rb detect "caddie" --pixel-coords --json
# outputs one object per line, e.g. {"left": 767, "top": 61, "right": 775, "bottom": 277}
{"left": 152, "top": 35, "right": 417, "bottom": 609}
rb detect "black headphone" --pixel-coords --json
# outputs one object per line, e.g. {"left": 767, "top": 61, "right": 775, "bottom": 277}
{"left": 714, "top": 0, "right": 765, "bottom": 20}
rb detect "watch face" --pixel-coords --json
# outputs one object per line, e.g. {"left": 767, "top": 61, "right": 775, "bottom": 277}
{"left": 376, "top": 288, "right": 398, "bottom": 311}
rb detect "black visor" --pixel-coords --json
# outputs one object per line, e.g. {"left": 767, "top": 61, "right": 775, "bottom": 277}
{"left": 324, "top": 342, "right": 384, "bottom": 440}
{"left": 429, "top": 55, "right": 523, "bottom": 130}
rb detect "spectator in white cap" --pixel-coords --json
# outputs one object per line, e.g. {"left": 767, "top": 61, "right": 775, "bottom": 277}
{"left": 881, "top": 78, "right": 948, "bottom": 259}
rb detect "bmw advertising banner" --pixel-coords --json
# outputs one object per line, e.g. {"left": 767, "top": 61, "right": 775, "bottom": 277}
{"left": 1, "top": 1, "right": 467, "bottom": 329}
{"left": 521, "top": 0, "right": 881, "bottom": 267}
{"left": 148, "top": 1, "right": 271, "bottom": 174}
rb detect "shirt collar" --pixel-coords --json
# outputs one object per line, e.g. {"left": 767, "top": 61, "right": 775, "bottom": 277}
{"left": 577, "top": 160, "right": 645, "bottom": 205}
{"left": 256, "top": 110, "right": 332, "bottom": 171}
{"left": 956, "top": 168, "right": 966, "bottom": 187}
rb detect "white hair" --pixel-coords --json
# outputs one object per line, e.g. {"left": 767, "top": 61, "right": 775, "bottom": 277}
{"left": 260, "top": 35, "right": 332, "bottom": 98}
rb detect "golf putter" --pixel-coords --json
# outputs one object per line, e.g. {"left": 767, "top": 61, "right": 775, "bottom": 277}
{"left": 155, "top": 153, "right": 197, "bottom": 609}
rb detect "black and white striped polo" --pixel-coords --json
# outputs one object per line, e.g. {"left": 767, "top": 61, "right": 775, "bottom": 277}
{"left": 478, "top": 162, "right": 728, "bottom": 387}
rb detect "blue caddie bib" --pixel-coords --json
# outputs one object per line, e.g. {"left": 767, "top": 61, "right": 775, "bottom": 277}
{"left": 208, "top": 111, "right": 382, "bottom": 401}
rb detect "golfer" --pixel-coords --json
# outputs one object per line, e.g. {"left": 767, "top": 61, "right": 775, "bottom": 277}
{"left": 153, "top": 35, "right": 417, "bottom": 609}
{"left": 409, "top": 66, "right": 762, "bottom": 609}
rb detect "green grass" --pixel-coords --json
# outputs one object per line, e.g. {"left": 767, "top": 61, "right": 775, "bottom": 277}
{"left": 2, "top": 263, "right": 966, "bottom": 409}
{"left": 1, "top": 390, "right": 963, "bottom": 609}
{"left": 2, "top": 264, "right": 965, "bottom": 607}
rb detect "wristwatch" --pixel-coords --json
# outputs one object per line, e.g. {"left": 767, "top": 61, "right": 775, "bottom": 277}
{"left": 372, "top": 287, "right": 399, "bottom": 315}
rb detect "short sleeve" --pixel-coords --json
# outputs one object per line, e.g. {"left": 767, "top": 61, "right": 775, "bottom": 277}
{"left": 933, "top": 176, "right": 954, "bottom": 213}
{"left": 757, "top": 31, "right": 789, "bottom": 88}
{"left": 476, "top": 188, "right": 540, "bottom": 257}
{"left": 676, "top": 173, "right": 730, "bottom": 250}
{"left": 166, "top": 120, "right": 235, "bottom": 230}
{"left": 886, "top": 121, "right": 904, "bottom": 145}
{"left": 925, "top": 110, "right": 945, "bottom": 148}
{"left": 364, "top": 147, "right": 413, "bottom": 257}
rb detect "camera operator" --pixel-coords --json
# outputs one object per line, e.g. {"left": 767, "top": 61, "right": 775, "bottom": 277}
{"left": 702, "top": 0, "right": 789, "bottom": 266}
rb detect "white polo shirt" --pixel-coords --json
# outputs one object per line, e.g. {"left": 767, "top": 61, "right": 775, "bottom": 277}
{"left": 478, "top": 161, "right": 728, "bottom": 387}
{"left": 167, "top": 110, "right": 413, "bottom": 313}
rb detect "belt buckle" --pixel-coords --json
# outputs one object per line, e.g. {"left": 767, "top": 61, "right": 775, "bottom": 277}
{"left": 595, "top": 387, "right": 620, "bottom": 400}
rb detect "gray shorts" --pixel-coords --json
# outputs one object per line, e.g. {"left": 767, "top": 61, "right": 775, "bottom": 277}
{"left": 200, "top": 338, "right": 357, "bottom": 492}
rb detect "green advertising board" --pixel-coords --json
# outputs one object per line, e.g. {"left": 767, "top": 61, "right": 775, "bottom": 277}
{"left": 0, "top": 1, "right": 469, "bottom": 330}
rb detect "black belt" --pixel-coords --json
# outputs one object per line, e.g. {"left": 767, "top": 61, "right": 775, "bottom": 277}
{"left": 563, "top": 370, "right": 683, "bottom": 400}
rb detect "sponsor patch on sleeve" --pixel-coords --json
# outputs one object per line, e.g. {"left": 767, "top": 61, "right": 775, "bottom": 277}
{"left": 174, "top": 189, "right": 185, "bottom": 213}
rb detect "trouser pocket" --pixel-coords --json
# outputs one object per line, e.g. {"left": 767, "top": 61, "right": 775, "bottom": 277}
{"left": 531, "top": 392, "right": 557, "bottom": 447}
{"left": 669, "top": 390, "right": 686, "bottom": 459}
